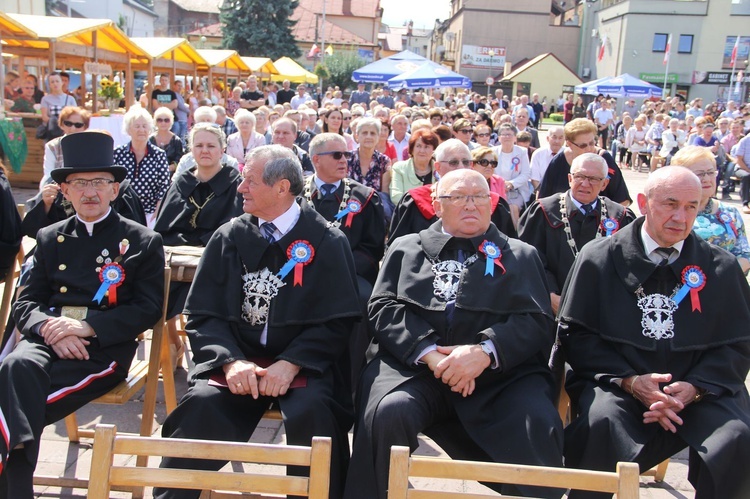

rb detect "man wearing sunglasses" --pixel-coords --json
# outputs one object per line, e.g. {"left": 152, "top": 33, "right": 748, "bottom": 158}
{"left": 388, "top": 139, "right": 516, "bottom": 246}
{"left": 306, "top": 133, "right": 385, "bottom": 389}
{"left": 345, "top": 168, "right": 563, "bottom": 499}
{"left": 519, "top": 153, "right": 635, "bottom": 315}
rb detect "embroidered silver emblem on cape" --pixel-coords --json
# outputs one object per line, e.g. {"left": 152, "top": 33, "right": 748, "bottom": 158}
{"left": 636, "top": 286, "right": 680, "bottom": 340}
{"left": 241, "top": 267, "right": 286, "bottom": 325}
{"left": 430, "top": 254, "right": 480, "bottom": 301}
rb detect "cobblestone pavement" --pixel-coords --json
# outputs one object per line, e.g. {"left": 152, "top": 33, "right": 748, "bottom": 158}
{"left": 12, "top": 141, "right": 749, "bottom": 498}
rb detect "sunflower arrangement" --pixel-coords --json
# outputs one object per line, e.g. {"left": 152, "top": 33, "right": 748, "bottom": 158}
{"left": 98, "top": 77, "right": 124, "bottom": 100}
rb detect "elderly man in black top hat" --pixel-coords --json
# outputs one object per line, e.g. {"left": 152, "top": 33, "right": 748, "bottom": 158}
{"left": 0, "top": 132, "right": 165, "bottom": 499}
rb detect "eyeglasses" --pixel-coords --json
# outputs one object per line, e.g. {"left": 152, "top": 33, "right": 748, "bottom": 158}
{"left": 570, "top": 140, "right": 597, "bottom": 149}
{"left": 444, "top": 159, "right": 473, "bottom": 168}
{"left": 474, "top": 159, "right": 498, "bottom": 168}
{"left": 458, "top": 129, "right": 473, "bottom": 134}
{"left": 343, "top": 117, "right": 352, "bottom": 120}
{"left": 64, "top": 178, "right": 115, "bottom": 191}
{"left": 316, "top": 151, "right": 353, "bottom": 160}
{"left": 156, "top": 118, "right": 171, "bottom": 123}
{"left": 438, "top": 194, "right": 491, "bottom": 206}
{"left": 571, "top": 173, "right": 605, "bottom": 184}
{"left": 693, "top": 170, "right": 717, "bottom": 179}
{"left": 476, "top": 132, "right": 491, "bottom": 138}
{"left": 63, "top": 121, "right": 85, "bottom": 129}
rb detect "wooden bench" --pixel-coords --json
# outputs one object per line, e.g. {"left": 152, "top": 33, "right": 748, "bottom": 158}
{"left": 387, "top": 445, "right": 640, "bottom": 499}
{"left": 87, "top": 424, "right": 332, "bottom": 499}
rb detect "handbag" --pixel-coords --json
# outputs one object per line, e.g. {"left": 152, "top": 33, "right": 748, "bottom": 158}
{"left": 35, "top": 123, "right": 49, "bottom": 140}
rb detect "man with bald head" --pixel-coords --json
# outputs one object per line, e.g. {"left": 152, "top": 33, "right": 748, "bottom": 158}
{"left": 559, "top": 166, "right": 750, "bottom": 498}
{"left": 519, "top": 153, "right": 635, "bottom": 314}
{"left": 388, "top": 139, "right": 515, "bottom": 245}
{"left": 345, "top": 168, "right": 563, "bottom": 499}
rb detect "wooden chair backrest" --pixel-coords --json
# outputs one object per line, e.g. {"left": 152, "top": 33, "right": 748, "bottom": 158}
{"left": 387, "top": 446, "right": 640, "bottom": 499}
{"left": 87, "top": 424, "right": 332, "bottom": 499}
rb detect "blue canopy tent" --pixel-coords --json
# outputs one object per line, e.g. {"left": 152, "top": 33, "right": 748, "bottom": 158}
{"left": 387, "top": 61, "right": 472, "bottom": 89}
{"left": 575, "top": 73, "right": 663, "bottom": 98}
{"left": 351, "top": 50, "right": 428, "bottom": 83}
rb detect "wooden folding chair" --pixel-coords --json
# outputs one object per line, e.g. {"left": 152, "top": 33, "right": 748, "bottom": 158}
{"left": 0, "top": 244, "right": 23, "bottom": 333}
{"left": 387, "top": 446, "right": 640, "bottom": 499}
{"left": 88, "top": 424, "right": 332, "bottom": 499}
{"left": 33, "top": 266, "right": 172, "bottom": 496}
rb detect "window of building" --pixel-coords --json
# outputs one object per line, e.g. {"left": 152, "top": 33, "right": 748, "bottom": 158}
{"left": 678, "top": 35, "right": 694, "bottom": 53}
{"left": 652, "top": 33, "right": 668, "bottom": 52}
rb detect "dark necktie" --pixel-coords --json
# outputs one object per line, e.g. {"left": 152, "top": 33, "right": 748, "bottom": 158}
{"left": 580, "top": 201, "right": 596, "bottom": 216}
{"left": 320, "top": 183, "right": 336, "bottom": 198}
{"left": 261, "top": 222, "right": 277, "bottom": 242}
{"left": 654, "top": 246, "right": 675, "bottom": 266}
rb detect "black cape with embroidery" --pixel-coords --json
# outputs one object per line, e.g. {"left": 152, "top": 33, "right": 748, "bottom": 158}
{"left": 304, "top": 178, "right": 385, "bottom": 284}
{"left": 347, "top": 221, "right": 559, "bottom": 497}
{"left": 557, "top": 218, "right": 750, "bottom": 495}
{"left": 153, "top": 166, "right": 243, "bottom": 247}
{"left": 22, "top": 179, "right": 147, "bottom": 238}
{"left": 388, "top": 184, "right": 517, "bottom": 246}
{"left": 12, "top": 210, "right": 165, "bottom": 367}
{"left": 518, "top": 191, "right": 635, "bottom": 294}
{"left": 537, "top": 149, "right": 632, "bottom": 204}
{"left": 183, "top": 200, "right": 362, "bottom": 381}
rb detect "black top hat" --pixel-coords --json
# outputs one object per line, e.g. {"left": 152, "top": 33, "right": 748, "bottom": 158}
{"left": 51, "top": 132, "right": 128, "bottom": 184}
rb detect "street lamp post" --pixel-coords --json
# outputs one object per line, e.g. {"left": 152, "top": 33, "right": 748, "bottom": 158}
{"left": 486, "top": 50, "right": 495, "bottom": 100}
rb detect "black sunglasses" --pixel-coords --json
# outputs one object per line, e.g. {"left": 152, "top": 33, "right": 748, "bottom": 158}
{"left": 63, "top": 121, "right": 85, "bottom": 129}
{"left": 475, "top": 159, "right": 498, "bottom": 168}
{"left": 156, "top": 118, "right": 171, "bottom": 123}
{"left": 317, "top": 151, "right": 353, "bottom": 160}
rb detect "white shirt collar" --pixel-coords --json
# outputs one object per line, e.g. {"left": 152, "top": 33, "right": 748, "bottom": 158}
{"left": 258, "top": 201, "right": 301, "bottom": 242}
{"left": 640, "top": 224, "right": 684, "bottom": 264}
{"left": 76, "top": 208, "right": 112, "bottom": 236}
{"left": 568, "top": 194, "right": 597, "bottom": 212}
{"left": 313, "top": 176, "right": 341, "bottom": 191}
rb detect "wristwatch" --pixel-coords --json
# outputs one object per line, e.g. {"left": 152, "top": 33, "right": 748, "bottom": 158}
{"left": 480, "top": 340, "right": 496, "bottom": 367}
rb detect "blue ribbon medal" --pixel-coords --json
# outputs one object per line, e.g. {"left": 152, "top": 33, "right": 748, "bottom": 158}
{"left": 93, "top": 263, "right": 125, "bottom": 305}
{"left": 601, "top": 218, "right": 619, "bottom": 236}
{"left": 334, "top": 199, "right": 362, "bottom": 228}
{"left": 278, "top": 240, "right": 315, "bottom": 286}
{"left": 673, "top": 266, "right": 706, "bottom": 312}
{"left": 478, "top": 240, "right": 506, "bottom": 276}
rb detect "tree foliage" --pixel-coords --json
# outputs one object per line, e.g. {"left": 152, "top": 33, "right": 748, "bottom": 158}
{"left": 321, "top": 50, "right": 366, "bottom": 91}
{"left": 220, "top": 0, "right": 301, "bottom": 60}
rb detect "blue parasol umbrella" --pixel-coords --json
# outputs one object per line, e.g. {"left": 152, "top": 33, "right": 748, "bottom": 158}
{"left": 387, "top": 61, "right": 472, "bottom": 89}
{"left": 351, "top": 50, "right": 429, "bottom": 83}
{"left": 575, "top": 73, "right": 662, "bottom": 98}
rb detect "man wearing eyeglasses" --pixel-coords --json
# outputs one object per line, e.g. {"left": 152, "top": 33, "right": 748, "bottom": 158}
{"left": 0, "top": 132, "right": 164, "bottom": 497}
{"left": 345, "top": 167, "right": 563, "bottom": 499}
{"left": 306, "top": 133, "right": 385, "bottom": 389}
{"left": 519, "top": 153, "right": 635, "bottom": 315}
{"left": 388, "top": 139, "right": 516, "bottom": 245}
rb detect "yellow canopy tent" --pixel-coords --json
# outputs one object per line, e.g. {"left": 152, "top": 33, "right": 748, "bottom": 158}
{"left": 1, "top": 14, "right": 150, "bottom": 110}
{"left": 196, "top": 49, "right": 250, "bottom": 94}
{"left": 240, "top": 57, "right": 279, "bottom": 79}
{"left": 273, "top": 57, "right": 318, "bottom": 84}
{"left": 0, "top": 11, "right": 38, "bottom": 94}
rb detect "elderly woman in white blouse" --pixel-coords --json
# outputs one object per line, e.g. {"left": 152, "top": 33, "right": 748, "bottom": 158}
{"left": 225, "top": 109, "right": 266, "bottom": 170}
{"left": 659, "top": 117, "right": 687, "bottom": 164}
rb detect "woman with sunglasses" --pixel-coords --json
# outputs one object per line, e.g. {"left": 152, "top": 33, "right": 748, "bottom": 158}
{"left": 451, "top": 118, "right": 477, "bottom": 150}
{"left": 40, "top": 106, "right": 91, "bottom": 189}
{"left": 537, "top": 118, "right": 632, "bottom": 207}
{"left": 389, "top": 129, "right": 440, "bottom": 205}
{"left": 149, "top": 107, "right": 185, "bottom": 175}
{"left": 471, "top": 146, "right": 507, "bottom": 200}
{"left": 475, "top": 113, "right": 497, "bottom": 146}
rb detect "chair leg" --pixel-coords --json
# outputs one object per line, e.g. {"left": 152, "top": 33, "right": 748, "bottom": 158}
{"left": 64, "top": 413, "right": 80, "bottom": 443}
{"left": 653, "top": 458, "right": 669, "bottom": 482}
{"left": 161, "top": 322, "right": 178, "bottom": 414}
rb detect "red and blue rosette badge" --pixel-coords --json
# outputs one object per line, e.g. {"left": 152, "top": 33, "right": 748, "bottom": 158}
{"left": 673, "top": 265, "right": 706, "bottom": 312}
{"left": 478, "top": 240, "right": 506, "bottom": 276}
{"left": 278, "top": 240, "right": 315, "bottom": 286}
{"left": 93, "top": 263, "right": 126, "bottom": 306}
{"left": 717, "top": 210, "right": 738, "bottom": 237}
{"left": 511, "top": 156, "right": 520, "bottom": 173}
{"left": 601, "top": 217, "right": 620, "bottom": 236}
{"left": 334, "top": 199, "right": 362, "bottom": 228}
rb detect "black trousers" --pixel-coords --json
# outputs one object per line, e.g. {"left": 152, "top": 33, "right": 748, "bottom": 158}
{"left": 0, "top": 336, "right": 126, "bottom": 499}
{"left": 154, "top": 370, "right": 352, "bottom": 499}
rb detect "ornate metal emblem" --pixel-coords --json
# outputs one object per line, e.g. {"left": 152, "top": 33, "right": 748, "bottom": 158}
{"left": 241, "top": 267, "right": 286, "bottom": 325}
{"left": 432, "top": 260, "right": 463, "bottom": 301}
{"left": 637, "top": 293, "right": 677, "bottom": 340}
